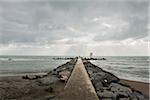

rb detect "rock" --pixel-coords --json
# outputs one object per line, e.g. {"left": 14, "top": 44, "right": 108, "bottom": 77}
{"left": 50, "top": 59, "right": 75, "bottom": 78}
{"left": 95, "top": 82, "right": 103, "bottom": 91}
{"left": 97, "top": 90, "right": 114, "bottom": 98}
{"left": 37, "top": 76, "right": 58, "bottom": 86}
{"left": 58, "top": 70, "right": 70, "bottom": 82}
{"left": 89, "top": 71, "right": 119, "bottom": 87}
{"left": 84, "top": 61, "right": 119, "bottom": 87}
{"left": 118, "top": 97, "right": 130, "bottom": 100}
{"left": 45, "top": 87, "right": 53, "bottom": 93}
{"left": 102, "top": 72, "right": 120, "bottom": 84}
{"left": 22, "top": 75, "right": 42, "bottom": 80}
{"left": 22, "top": 75, "right": 29, "bottom": 79}
{"left": 59, "top": 70, "right": 70, "bottom": 78}
{"left": 28, "top": 75, "right": 37, "bottom": 79}
{"left": 133, "top": 91, "right": 148, "bottom": 100}
{"left": 60, "top": 76, "right": 68, "bottom": 82}
{"left": 51, "top": 70, "right": 58, "bottom": 75}
{"left": 109, "top": 83, "right": 133, "bottom": 99}
{"left": 87, "top": 70, "right": 93, "bottom": 75}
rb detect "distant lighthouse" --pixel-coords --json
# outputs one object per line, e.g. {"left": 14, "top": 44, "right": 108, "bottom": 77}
{"left": 90, "top": 52, "right": 93, "bottom": 58}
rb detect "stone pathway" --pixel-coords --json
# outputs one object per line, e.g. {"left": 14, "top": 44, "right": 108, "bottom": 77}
{"left": 56, "top": 57, "right": 99, "bottom": 100}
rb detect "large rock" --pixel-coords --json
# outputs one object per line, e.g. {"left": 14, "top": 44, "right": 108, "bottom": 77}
{"left": 97, "top": 90, "right": 115, "bottom": 98}
{"left": 36, "top": 76, "right": 59, "bottom": 86}
{"left": 59, "top": 70, "right": 70, "bottom": 78}
{"left": 50, "top": 59, "right": 76, "bottom": 79}
{"left": 84, "top": 61, "right": 119, "bottom": 88}
{"left": 109, "top": 83, "right": 133, "bottom": 98}
{"left": 83, "top": 60, "right": 148, "bottom": 100}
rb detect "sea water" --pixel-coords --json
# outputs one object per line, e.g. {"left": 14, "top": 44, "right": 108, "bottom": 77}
{"left": 91, "top": 56, "right": 149, "bottom": 83}
{"left": 0, "top": 56, "right": 69, "bottom": 76}
{"left": 0, "top": 56, "right": 149, "bottom": 83}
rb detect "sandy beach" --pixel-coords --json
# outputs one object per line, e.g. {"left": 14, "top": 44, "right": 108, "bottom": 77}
{"left": 0, "top": 75, "right": 66, "bottom": 100}
{"left": 0, "top": 75, "right": 149, "bottom": 100}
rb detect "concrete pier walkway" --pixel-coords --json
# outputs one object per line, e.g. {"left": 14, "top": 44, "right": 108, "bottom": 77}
{"left": 57, "top": 57, "right": 99, "bottom": 100}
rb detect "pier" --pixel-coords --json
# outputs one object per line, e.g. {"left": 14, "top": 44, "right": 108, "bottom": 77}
{"left": 57, "top": 57, "right": 99, "bottom": 100}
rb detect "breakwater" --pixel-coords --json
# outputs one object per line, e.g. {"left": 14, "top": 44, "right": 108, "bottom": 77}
{"left": 52, "top": 57, "right": 106, "bottom": 60}
{"left": 25, "top": 57, "right": 148, "bottom": 100}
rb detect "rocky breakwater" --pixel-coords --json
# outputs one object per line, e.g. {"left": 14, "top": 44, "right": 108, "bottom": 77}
{"left": 21, "top": 58, "right": 148, "bottom": 100}
{"left": 83, "top": 60, "right": 148, "bottom": 100}
{"left": 19, "top": 58, "right": 77, "bottom": 100}
{"left": 42, "top": 58, "right": 148, "bottom": 100}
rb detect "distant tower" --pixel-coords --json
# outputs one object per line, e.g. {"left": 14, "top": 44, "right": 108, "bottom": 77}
{"left": 90, "top": 52, "right": 93, "bottom": 58}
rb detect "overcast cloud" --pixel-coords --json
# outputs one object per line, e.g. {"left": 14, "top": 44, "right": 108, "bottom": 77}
{"left": 0, "top": 0, "right": 149, "bottom": 56}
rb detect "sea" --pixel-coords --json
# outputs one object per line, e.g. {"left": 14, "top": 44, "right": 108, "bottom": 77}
{"left": 0, "top": 56, "right": 149, "bottom": 83}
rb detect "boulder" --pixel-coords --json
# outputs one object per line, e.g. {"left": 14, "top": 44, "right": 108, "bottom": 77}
{"left": 37, "top": 76, "right": 58, "bottom": 86}
{"left": 97, "top": 90, "right": 114, "bottom": 98}
{"left": 60, "top": 76, "right": 68, "bottom": 82}
{"left": 59, "top": 70, "right": 70, "bottom": 78}
{"left": 95, "top": 82, "right": 103, "bottom": 91}
{"left": 58, "top": 70, "right": 70, "bottom": 82}
{"left": 109, "top": 83, "right": 133, "bottom": 99}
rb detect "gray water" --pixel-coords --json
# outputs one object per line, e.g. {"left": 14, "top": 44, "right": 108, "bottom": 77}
{"left": 91, "top": 56, "right": 149, "bottom": 83}
{"left": 0, "top": 56, "right": 149, "bottom": 83}
{"left": 0, "top": 56, "right": 69, "bottom": 76}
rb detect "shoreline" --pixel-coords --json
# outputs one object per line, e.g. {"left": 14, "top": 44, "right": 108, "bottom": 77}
{"left": 0, "top": 73, "right": 47, "bottom": 77}
{"left": 0, "top": 72, "right": 149, "bottom": 83}
{"left": 119, "top": 79, "right": 149, "bottom": 96}
{"left": 1, "top": 75, "right": 149, "bottom": 83}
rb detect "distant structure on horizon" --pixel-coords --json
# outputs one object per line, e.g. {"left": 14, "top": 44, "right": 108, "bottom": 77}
{"left": 90, "top": 52, "right": 93, "bottom": 58}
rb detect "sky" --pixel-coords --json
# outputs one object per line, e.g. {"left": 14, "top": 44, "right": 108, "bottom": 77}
{"left": 0, "top": 0, "right": 149, "bottom": 56}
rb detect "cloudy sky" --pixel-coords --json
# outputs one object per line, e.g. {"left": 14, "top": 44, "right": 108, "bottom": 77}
{"left": 0, "top": 0, "right": 149, "bottom": 56}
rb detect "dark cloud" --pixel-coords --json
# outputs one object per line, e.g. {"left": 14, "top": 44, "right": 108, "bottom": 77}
{"left": 93, "top": 1, "right": 148, "bottom": 41}
{"left": 0, "top": 0, "right": 148, "bottom": 45}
